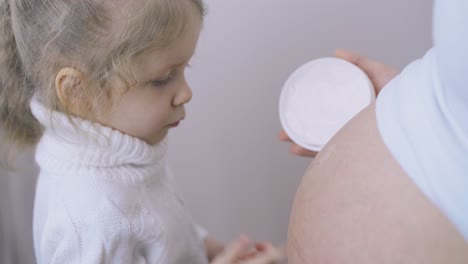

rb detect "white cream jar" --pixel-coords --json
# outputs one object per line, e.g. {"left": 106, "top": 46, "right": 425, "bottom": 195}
{"left": 279, "top": 58, "right": 375, "bottom": 152}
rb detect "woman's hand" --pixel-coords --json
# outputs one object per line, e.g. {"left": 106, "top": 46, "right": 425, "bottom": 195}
{"left": 335, "top": 49, "right": 400, "bottom": 94}
{"left": 279, "top": 49, "right": 400, "bottom": 157}
{"left": 211, "top": 236, "right": 285, "bottom": 264}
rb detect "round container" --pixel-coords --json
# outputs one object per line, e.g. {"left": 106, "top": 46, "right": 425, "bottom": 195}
{"left": 279, "top": 57, "right": 375, "bottom": 152}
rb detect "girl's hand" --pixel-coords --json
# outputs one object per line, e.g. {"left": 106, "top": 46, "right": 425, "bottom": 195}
{"left": 211, "top": 236, "right": 285, "bottom": 264}
{"left": 205, "top": 238, "right": 226, "bottom": 261}
{"left": 279, "top": 49, "right": 400, "bottom": 157}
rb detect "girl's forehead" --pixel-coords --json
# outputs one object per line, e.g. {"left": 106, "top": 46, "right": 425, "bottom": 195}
{"left": 104, "top": 0, "right": 200, "bottom": 31}
{"left": 105, "top": 0, "right": 194, "bottom": 15}
{"left": 136, "top": 17, "right": 201, "bottom": 68}
{"left": 104, "top": 0, "right": 149, "bottom": 15}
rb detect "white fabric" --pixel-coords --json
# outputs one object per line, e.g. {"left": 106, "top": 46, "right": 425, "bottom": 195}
{"left": 30, "top": 99, "right": 208, "bottom": 264}
{"left": 376, "top": 0, "right": 468, "bottom": 240}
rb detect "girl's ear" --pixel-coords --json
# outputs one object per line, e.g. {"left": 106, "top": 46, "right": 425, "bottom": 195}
{"left": 55, "top": 67, "right": 84, "bottom": 113}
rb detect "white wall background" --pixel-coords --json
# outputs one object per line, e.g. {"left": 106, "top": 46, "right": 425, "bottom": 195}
{"left": 1, "top": 0, "right": 432, "bottom": 261}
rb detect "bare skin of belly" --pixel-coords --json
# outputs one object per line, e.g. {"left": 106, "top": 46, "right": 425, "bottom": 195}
{"left": 287, "top": 103, "right": 468, "bottom": 263}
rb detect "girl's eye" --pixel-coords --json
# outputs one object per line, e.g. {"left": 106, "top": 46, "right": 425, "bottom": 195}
{"left": 151, "top": 75, "right": 172, "bottom": 87}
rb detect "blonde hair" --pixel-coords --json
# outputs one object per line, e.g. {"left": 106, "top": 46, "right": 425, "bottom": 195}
{"left": 0, "top": 0, "right": 205, "bottom": 147}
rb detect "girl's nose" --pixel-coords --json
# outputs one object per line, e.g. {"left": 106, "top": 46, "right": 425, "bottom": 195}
{"left": 173, "top": 81, "right": 192, "bottom": 107}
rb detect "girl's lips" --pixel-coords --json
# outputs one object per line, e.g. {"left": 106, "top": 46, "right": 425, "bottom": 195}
{"left": 169, "top": 116, "right": 184, "bottom": 127}
{"left": 168, "top": 120, "right": 181, "bottom": 127}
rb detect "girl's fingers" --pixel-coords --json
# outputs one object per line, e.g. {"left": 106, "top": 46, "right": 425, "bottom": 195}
{"left": 242, "top": 243, "right": 285, "bottom": 264}
{"left": 213, "top": 236, "right": 250, "bottom": 263}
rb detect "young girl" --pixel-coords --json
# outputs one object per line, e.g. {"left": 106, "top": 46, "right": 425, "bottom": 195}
{"left": 0, "top": 0, "right": 283, "bottom": 263}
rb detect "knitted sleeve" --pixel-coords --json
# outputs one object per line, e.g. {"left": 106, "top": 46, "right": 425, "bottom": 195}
{"left": 37, "top": 205, "right": 159, "bottom": 264}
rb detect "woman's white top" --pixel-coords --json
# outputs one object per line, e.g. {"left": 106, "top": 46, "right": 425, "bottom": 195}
{"left": 376, "top": 0, "right": 468, "bottom": 241}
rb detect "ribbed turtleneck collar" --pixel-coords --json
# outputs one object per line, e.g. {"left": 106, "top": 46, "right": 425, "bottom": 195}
{"left": 30, "top": 98, "right": 168, "bottom": 185}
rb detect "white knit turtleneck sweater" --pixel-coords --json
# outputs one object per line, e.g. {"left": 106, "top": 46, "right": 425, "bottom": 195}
{"left": 30, "top": 99, "right": 208, "bottom": 264}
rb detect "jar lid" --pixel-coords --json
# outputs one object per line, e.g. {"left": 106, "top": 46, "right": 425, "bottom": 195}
{"left": 279, "top": 57, "right": 375, "bottom": 152}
